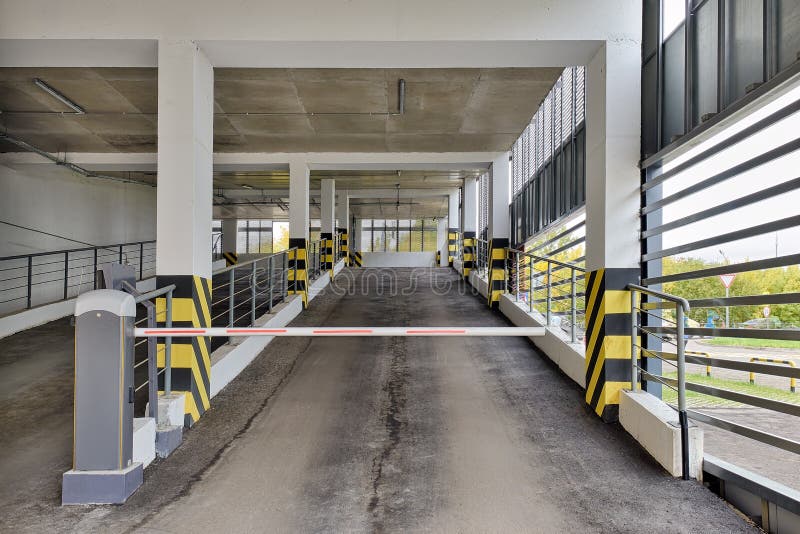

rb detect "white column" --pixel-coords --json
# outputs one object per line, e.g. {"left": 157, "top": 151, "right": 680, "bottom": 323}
{"left": 289, "top": 158, "right": 310, "bottom": 242}
{"left": 354, "top": 218, "right": 363, "bottom": 252}
{"left": 447, "top": 192, "right": 459, "bottom": 231}
{"left": 462, "top": 177, "right": 478, "bottom": 235}
{"left": 320, "top": 179, "right": 335, "bottom": 236}
{"left": 585, "top": 41, "right": 641, "bottom": 271}
{"left": 336, "top": 190, "right": 349, "bottom": 233}
{"left": 488, "top": 153, "right": 510, "bottom": 241}
{"left": 221, "top": 219, "right": 237, "bottom": 253}
{"left": 437, "top": 218, "right": 448, "bottom": 266}
{"left": 156, "top": 40, "right": 213, "bottom": 279}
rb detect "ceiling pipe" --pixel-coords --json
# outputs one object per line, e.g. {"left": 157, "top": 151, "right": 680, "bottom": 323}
{"left": 0, "top": 132, "right": 154, "bottom": 187}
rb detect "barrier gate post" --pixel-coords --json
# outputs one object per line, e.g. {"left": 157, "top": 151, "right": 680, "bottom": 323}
{"left": 62, "top": 289, "right": 142, "bottom": 505}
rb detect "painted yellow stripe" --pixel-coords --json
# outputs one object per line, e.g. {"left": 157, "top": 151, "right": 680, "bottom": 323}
{"left": 182, "top": 391, "right": 201, "bottom": 422}
{"left": 604, "top": 289, "right": 632, "bottom": 314}
{"left": 586, "top": 334, "right": 630, "bottom": 398}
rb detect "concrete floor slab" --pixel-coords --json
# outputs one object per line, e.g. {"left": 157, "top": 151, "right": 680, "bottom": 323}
{"left": 0, "top": 269, "right": 757, "bottom": 533}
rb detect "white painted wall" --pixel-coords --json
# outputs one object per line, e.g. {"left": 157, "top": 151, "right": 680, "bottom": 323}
{"left": 362, "top": 252, "right": 436, "bottom": 268}
{"left": 0, "top": 164, "right": 156, "bottom": 257}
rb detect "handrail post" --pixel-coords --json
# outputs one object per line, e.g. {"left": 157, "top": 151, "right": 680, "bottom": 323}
{"left": 165, "top": 288, "right": 173, "bottom": 396}
{"left": 268, "top": 255, "right": 274, "bottom": 313}
{"left": 27, "top": 255, "right": 33, "bottom": 308}
{"left": 250, "top": 261, "right": 257, "bottom": 326}
{"left": 571, "top": 268, "right": 577, "bottom": 343}
{"left": 676, "top": 303, "right": 690, "bottom": 480}
{"left": 139, "top": 242, "right": 144, "bottom": 280}
{"left": 630, "top": 289, "right": 637, "bottom": 390}
{"left": 228, "top": 268, "right": 235, "bottom": 327}
{"left": 528, "top": 258, "right": 533, "bottom": 313}
{"left": 515, "top": 252, "right": 520, "bottom": 301}
{"left": 63, "top": 251, "right": 69, "bottom": 300}
{"left": 119, "top": 244, "right": 123, "bottom": 264}
{"left": 284, "top": 250, "right": 289, "bottom": 300}
{"left": 546, "top": 262, "right": 552, "bottom": 326}
{"left": 93, "top": 248, "right": 98, "bottom": 289}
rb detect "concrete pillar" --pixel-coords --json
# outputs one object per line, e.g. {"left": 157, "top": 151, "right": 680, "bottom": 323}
{"left": 583, "top": 40, "right": 642, "bottom": 422}
{"left": 336, "top": 190, "right": 349, "bottom": 264}
{"left": 447, "top": 192, "right": 459, "bottom": 267}
{"left": 155, "top": 39, "right": 213, "bottom": 426}
{"left": 461, "top": 177, "right": 478, "bottom": 278}
{"left": 221, "top": 218, "right": 238, "bottom": 265}
{"left": 486, "top": 153, "right": 511, "bottom": 307}
{"left": 437, "top": 218, "right": 448, "bottom": 267}
{"left": 289, "top": 158, "right": 310, "bottom": 305}
{"left": 353, "top": 218, "right": 363, "bottom": 267}
{"left": 320, "top": 179, "right": 336, "bottom": 275}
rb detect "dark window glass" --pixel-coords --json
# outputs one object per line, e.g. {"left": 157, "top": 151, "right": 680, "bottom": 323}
{"left": 662, "top": 24, "right": 686, "bottom": 146}
{"left": 692, "top": 0, "right": 719, "bottom": 127}
{"left": 725, "top": 0, "right": 764, "bottom": 105}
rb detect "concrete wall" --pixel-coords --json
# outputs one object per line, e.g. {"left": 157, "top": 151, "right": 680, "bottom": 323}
{"left": 361, "top": 252, "right": 436, "bottom": 268}
{"left": 0, "top": 164, "right": 156, "bottom": 256}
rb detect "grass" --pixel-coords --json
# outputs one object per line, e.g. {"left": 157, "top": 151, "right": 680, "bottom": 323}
{"left": 661, "top": 372, "right": 800, "bottom": 408}
{"left": 701, "top": 337, "right": 800, "bottom": 350}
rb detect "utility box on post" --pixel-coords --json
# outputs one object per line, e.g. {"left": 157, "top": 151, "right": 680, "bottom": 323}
{"left": 62, "top": 289, "right": 142, "bottom": 505}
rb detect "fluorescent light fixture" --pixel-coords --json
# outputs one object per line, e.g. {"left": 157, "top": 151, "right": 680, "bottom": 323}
{"left": 33, "top": 78, "right": 85, "bottom": 114}
{"left": 241, "top": 184, "right": 254, "bottom": 189}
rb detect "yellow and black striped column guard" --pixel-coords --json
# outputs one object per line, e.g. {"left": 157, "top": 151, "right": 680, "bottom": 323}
{"left": 352, "top": 251, "right": 363, "bottom": 267}
{"left": 338, "top": 228, "right": 348, "bottom": 264}
{"left": 584, "top": 267, "right": 639, "bottom": 422}
{"left": 321, "top": 232, "right": 335, "bottom": 278}
{"left": 222, "top": 252, "right": 238, "bottom": 266}
{"left": 462, "top": 231, "right": 475, "bottom": 278}
{"left": 447, "top": 228, "right": 459, "bottom": 267}
{"left": 486, "top": 238, "right": 508, "bottom": 307}
{"left": 155, "top": 275, "right": 212, "bottom": 427}
{"left": 288, "top": 238, "right": 309, "bottom": 306}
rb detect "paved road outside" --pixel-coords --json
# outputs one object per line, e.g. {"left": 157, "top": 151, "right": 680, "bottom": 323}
{"left": 0, "top": 268, "right": 756, "bottom": 533}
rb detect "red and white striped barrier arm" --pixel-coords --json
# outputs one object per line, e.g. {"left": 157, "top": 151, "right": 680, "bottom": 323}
{"left": 134, "top": 326, "right": 546, "bottom": 337}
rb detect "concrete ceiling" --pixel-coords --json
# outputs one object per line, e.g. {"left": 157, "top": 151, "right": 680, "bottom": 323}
{"left": 0, "top": 67, "right": 561, "bottom": 154}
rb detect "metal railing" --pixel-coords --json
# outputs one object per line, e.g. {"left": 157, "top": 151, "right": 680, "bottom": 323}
{"left": 475, "top": 238, "right": 489, "bottom": 276}
{"left": 506, "top": 248, "right": 586, "bottom": 343}
{"left": 630, "top": 284, "right": 800, "bottom": 480}
{"left": 126, "top": 283, "right": 176, "bottom": 422}
{"left": 0, "top": 240, "right": 156, "bottom": 315}
{"left": 210, "top": 248, "right": 294, "bottom": 335}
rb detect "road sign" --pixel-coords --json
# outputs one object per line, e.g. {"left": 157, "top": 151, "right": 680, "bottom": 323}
{"left": 763, "top": 306, "right": 771, "bottom": 318}
{"left": 719, "top": 273, "right": 736, "bottom": 288}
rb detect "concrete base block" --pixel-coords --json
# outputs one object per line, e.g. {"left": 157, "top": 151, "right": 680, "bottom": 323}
{"left": 157, "top": 393, "right": 186, "bottom": 427}
{"left": 620, "top": 390, "right": 703, "bottom": 479}
{"left": 62, "top": 463, "right": 143, "bottom": 505}
{"left": 133, "top": 417, "right": 155, "bottom": 468}
{"left": 155, "top": 425, "right": 183, "bottom": 458}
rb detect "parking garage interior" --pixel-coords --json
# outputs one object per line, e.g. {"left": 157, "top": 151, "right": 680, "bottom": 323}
{"left": 1, "top": 1, "right": 800, "bottom": 532}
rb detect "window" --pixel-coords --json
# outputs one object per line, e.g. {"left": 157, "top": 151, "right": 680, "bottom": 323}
{"left": 509, "top": 67, "right": 587, "bottom": 246}
{"left": 359, "top": 219, "right": 439, "bottom": 252}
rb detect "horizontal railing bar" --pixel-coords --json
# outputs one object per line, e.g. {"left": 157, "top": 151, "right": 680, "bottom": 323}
{"left": 642, "top": 98, "right": 800, "bottom": 190}
{"left": 525, "top": 221, "right": 586, "bottom": 254}
{"left": 643, "top": 177, "right": 800, "bottom": 239}
{"left": 657, "top": 353, "right": 800, "bottom": 378}
{"left": 687, "top": 409, "right": 800, "bottom": 455}
{"left": 0, "top": 240, "right": 156, "bottom": 262}
{"left": 642, "top": 137, "right": 800, "bottom": 215}
{"left": 658, "top": 375, "right": 800, "bottom": 417}
{"left": 136, "top": 326, "right": 547, "bottom": 338}
{"left": 642, "top": 214, "right": 800, "bottom": 262}
{"left": 646, "top": 326, "right": 800, "bottom": 341}
{"left": 133, "top": 284, "right": 176, "bottom": 304}
{"left": 212, "top": 249, "right": 294, "bottom": 276}
{"left": 687, "top": 292, "right": 800, "bottom": 308}
{"left": 629, "top": 284, "right": 689, "bottom": 312}
{"left": 643, "top": 253, "right": 800, "bottom": 286}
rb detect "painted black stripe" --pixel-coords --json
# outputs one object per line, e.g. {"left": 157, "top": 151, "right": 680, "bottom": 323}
{"left": 604, "top": 313, "right": 633, "bottom": 336}
{"left": 190, "top": 337, "right": 211, "bottom": 392}
{"left": 585, "top": 321, "right": 605, "bottom": 388}
{"left": 490, "top": 258, "right": 506, "bottom": 268}
{"left": 604, "top": 358, "right": 632, "bottom": 382}
{"left": 603, "top": 267, "right": 639, "bottom": 291}
{"left": 583, "top": 272, "right": 604, "bottom": 349}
